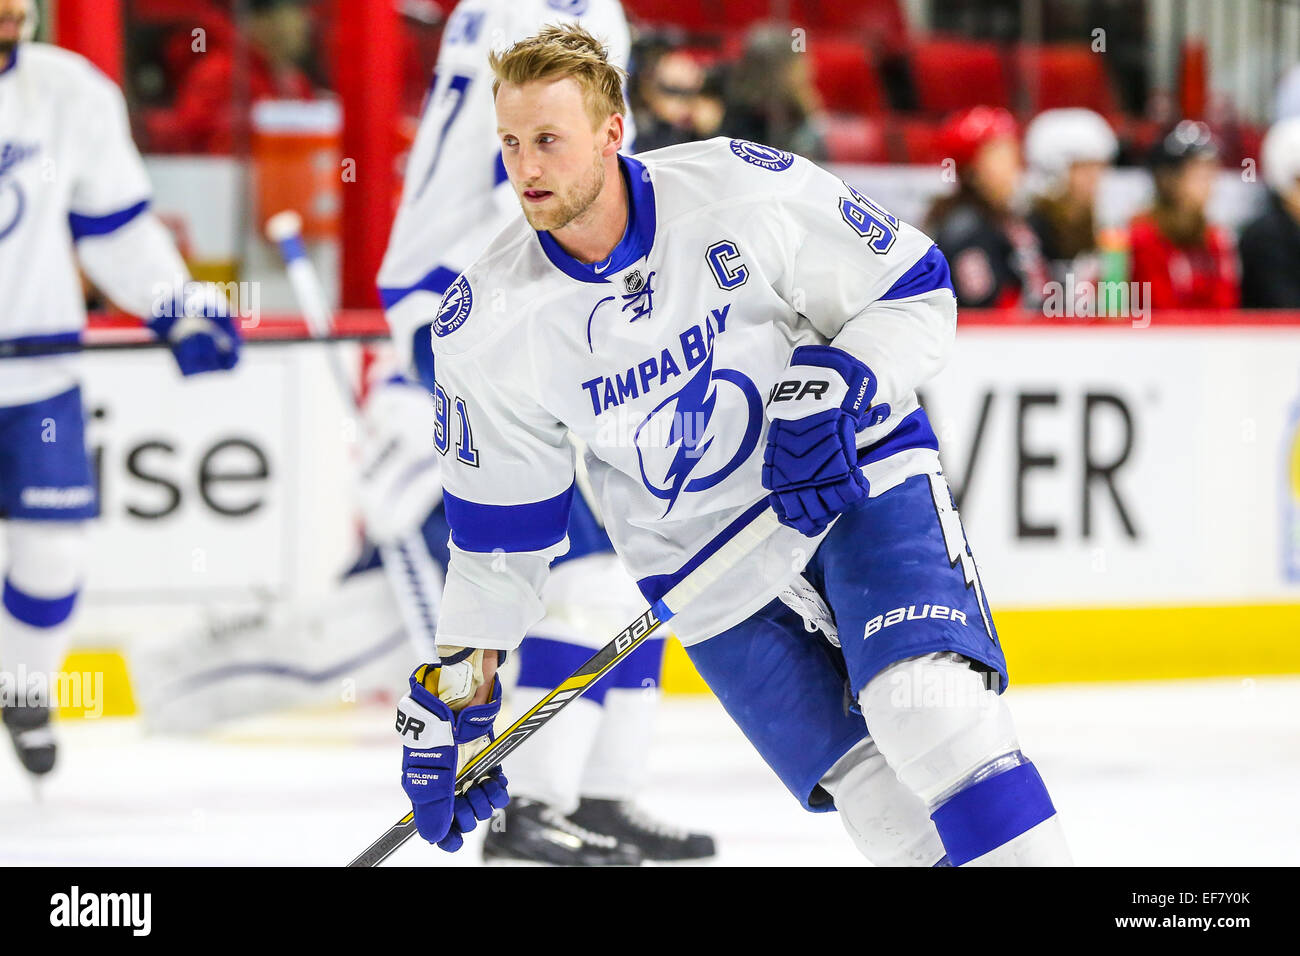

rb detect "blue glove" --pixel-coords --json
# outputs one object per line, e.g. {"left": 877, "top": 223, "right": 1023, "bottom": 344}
{"left": 148, "top": 286, "right": 241, "bottom": 376}
{"left": 397, "top": 663, "right": 509, "bottom": 852}
{"left": 761, "top": 345, "right": 886, "bottom": 536}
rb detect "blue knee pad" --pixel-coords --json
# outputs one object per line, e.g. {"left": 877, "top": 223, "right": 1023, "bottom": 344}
{"left": 930, "top": 758, "right": 1056, "bottom": 866}
{"left": 2, "top": 578, "right": 78, "bottom": 629}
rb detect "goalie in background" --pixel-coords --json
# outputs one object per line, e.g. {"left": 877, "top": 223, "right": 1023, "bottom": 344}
{"left": 0, "top": 0, "right": 241, "bottom": 779}
{"left": 369, "top": 0, "right": 713, "bottom": 865}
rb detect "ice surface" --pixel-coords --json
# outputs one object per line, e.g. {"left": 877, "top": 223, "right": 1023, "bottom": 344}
{"left": 1, "top": 677, "right": 1296, "bottom": 866}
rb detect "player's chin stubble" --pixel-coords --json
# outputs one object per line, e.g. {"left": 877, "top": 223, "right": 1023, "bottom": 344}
{"left": 521, "top": 150, "right": 606, "bottom": 233}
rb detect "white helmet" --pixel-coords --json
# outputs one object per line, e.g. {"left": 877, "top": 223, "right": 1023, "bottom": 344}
{"left": 1024, "top": 108, "right": 1118, "bottom": 190}
{"left": 1261, "top": 117, "right": 1300, "bottom": 195}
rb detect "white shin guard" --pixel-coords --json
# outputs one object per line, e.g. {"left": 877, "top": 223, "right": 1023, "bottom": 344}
{"left": 578, "top": 685, "right": 659, "bottom": 802}
{"left": 855, "top": 653, "right": 1072, "bottom": 866}
{"left": 1, "top": 521, "right": 87, "bottom": 697}
{"left": 502, "top": 693, "right": 603, "bottom": 815}
{"left": 819, "top": 737, "right": 947, "bottom": 867}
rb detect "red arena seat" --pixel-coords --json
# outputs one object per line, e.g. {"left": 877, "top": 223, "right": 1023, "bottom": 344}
{"left": 1014, "top": 43, "right": 1118, "bottom": 115}
{"left": 908, "top": 36, "right": 1009, "bottom": 115}
{"left": 810, "top": 38, "right": 885, "bottom": 115}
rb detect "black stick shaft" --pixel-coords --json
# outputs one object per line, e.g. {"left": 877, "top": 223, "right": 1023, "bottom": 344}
{"left": 0, "top": 333, "right": 388, "bottom": 358}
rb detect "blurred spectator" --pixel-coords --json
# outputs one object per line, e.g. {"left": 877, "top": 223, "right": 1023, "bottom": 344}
{"left": 1024, "top": 109, "right": 1118, "bottom": 287}
{"left": 722, "top": 26, "right": 827, "bottom": 160}
{"left": 1127, "top": 122, "right": 1239, "bottom": 310}
{"left": 165, "top": 0, "right": 318, "bottom": 153}
{"left": 692, "top": 66, "right": 728, "bottom": 140}
{"left": 632, "top": 49, "right": 706, "bottom": 152}
{"left": 1238, "top": 118, "right": 1300, "bottom": 309}
{"left": 926, "top": 106, "right": 1049, "bottom": 309}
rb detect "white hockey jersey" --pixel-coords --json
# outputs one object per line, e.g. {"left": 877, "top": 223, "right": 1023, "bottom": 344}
{"left": 0, "top": 43, "right": 192, "bottom": 405}
{"left": 376, "top": 0, "right": 633, "bottom": 375}
{"left": 430, "top": 138, "right": 959, "bottom": 647}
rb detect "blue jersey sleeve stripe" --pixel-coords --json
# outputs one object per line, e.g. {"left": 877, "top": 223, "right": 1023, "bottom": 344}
{"left": 444, "top": 484, "right": 575, "bottom": 553}
{"left": 379, "top": 265, "right": 460, "bottom": 310}
{"left": 859, "top": 408, "right": 939, "bottom": 464}
{"left": 68, "top": 198, "right": 151, "bottom": 241}
{"left": 878, "top": 244, "right": 955, "bottom": 300}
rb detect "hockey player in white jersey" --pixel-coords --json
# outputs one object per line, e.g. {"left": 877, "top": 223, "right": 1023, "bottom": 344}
{"left": 395, "top": 25, "right": 1074, "bottom": 866}
{"left": 375, "top": 0, "right": 712, "bottom": 863}
{"left": 0, "top": 0, "right": 241, "bottom": 776}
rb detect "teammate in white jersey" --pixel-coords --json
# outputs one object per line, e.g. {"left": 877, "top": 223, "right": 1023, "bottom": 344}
{"left": 374, "top": 0, "right": 711, "bottom": 863}
{"left": 0, "top": 0, "right": 241, "bottom": 776}
{"left": 393, "top": 25, "right": 1073, "bottom": 866}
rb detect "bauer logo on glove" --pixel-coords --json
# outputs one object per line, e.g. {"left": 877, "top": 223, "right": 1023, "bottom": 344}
{"left": 762, "top": 345, "right": 880, "bottom": 537}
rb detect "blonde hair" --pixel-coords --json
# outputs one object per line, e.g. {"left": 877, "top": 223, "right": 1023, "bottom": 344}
{"left": 489, "top": 23, "right": 627, "bottom": 128}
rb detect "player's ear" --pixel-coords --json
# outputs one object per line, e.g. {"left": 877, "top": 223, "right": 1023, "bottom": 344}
{"left": 601, "top": 113, "right": 624, "bottom": 158}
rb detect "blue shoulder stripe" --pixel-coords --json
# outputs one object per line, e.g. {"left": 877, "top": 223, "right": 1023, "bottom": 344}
{"left": 879, "top": 244, "right": 954, "bottom": 300}
{"left": 68, "top": 198, "right": 150, "bottom": 241}
{"left": 443, "top": 484, "right": 575, "bottom": 553}
{"left": 379, "top": 265, "right": 460, "bottom": 310}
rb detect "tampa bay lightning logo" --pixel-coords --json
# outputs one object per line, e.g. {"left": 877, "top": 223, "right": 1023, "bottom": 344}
{"left": 728, "top": 140, "right": 795, "bottom": 172}
{"left": 634, "top": 321, "right": 763, "bottom": 516}
{"left": 434, "top": 275, "right": 473, "bottom": 337}
{"left": 546, "top": 0, "right": 589, "bottom": 12}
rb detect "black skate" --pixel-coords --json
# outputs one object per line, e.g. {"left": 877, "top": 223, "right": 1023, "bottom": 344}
{"left": 3, "top": 704, "right": 56, "bottom": 776}
{"left": 481, "top": 798, "right": 642, "bottom": 866}
{"left": 569, "top": 798, "right": 716, "bottom": 862}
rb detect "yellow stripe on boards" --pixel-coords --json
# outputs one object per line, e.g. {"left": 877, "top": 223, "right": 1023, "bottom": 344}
{"left": 659, "top": 604, "right": 1300, "bottom": 693}
{"left": 53, "top": 650, "right": 137, "bottom": 719}
{"left": 55, "top": 604, "right": 1300, "bottom": 717}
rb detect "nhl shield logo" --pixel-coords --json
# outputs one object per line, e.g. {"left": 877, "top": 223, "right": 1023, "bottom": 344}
{"left": 623, "top": 270, "right": 645, "bottom": 294}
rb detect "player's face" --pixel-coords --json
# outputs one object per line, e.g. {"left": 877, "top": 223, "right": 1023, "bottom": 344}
{"left": 0, "top": 0, "right": 26, "bottom": 54}
{"left": 496, "top": 77, "right": 617, "bottom": 233}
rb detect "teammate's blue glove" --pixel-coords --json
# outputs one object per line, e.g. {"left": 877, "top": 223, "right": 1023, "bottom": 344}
{"left": 761, "top": 345, "right": 882, "bottom": 536}
{"left": 397, "top": 662, "right": 509, "bottom": 852}
{"left": 148, "top": 285, "right": 242, "bottom": 376}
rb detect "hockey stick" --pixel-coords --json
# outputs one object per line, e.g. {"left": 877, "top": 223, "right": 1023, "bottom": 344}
{"left": 265, "top": 211, "right": 442, "bottom": 659}
{"left": 347, "top": 504, "right": 783, "bottom": 867}
{"left": 0, "top": 332, "right": 388, "bottom": 358}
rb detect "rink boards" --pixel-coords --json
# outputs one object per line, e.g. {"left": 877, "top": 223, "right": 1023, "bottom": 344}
{"left": 29, "top": 313, "right": 1300, "bottom": 713}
